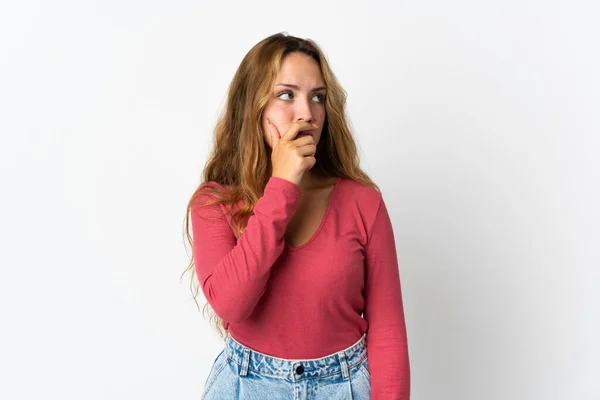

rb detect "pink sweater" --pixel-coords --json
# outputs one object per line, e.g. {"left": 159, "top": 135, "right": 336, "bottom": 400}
{"left": 191, "top": 176, "right": 410, "bottom": 399}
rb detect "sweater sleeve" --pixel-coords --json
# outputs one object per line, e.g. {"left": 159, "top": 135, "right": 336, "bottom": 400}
{"left": 363, "top": 195, "right": 411, "bottom": 400}
{"left": 191, "top": 176, "right": 301, "bottom": 324}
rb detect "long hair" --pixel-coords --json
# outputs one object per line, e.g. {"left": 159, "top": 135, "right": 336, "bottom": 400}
{"left": 180, "top": 32, "right": 380, "bottom": 340}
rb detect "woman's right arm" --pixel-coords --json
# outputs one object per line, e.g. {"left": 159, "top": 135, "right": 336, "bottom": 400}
{"left": 191, "top": 176, "right": 301, "bottom": 324}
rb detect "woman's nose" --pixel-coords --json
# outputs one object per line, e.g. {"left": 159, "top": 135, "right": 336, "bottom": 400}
{"left": 296, "top": 101, "right": 314, "bottom": 123}
{"left": 296, "top": 112, "right": 314, "bottom": 124}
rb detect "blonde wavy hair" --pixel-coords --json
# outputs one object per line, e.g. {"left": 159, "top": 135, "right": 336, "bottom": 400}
{"left": 180, "top": 32, "right": 380, "bottom": 340}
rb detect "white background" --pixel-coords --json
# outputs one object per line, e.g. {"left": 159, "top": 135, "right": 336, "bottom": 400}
{"left": 1, "top": 1, "right": 598, "bottom": 399}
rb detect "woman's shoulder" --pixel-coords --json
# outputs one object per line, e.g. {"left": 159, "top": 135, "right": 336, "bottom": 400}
{"left": 196, "top": 180, "right": 241, "bottom": 197}
{"left": 338, "top": 177, "right": 383, "bottom": 205}
{"left": 192, "top": 181, "right": 236, "bottom": 211}
{"left": 197, "top": 180, "right": 229, "bottom": 190}
{"left": 335, "top": 178, "right": 385, "bottom": 236}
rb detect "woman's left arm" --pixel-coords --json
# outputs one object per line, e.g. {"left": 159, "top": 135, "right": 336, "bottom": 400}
{"left": 363, "top": 195, "right": 411, "bottom": 400}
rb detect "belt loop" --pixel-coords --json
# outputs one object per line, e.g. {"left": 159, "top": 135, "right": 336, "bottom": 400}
{"left": 337, "top": 351, "right": 350, "bottom": 381}
{"left": 240, "top": 348, "right": 250, "bottom": 376}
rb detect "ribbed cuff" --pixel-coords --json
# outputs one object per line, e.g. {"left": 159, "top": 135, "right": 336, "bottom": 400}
{"left": 266, "top": 176, "right": 302, "bottom": 200}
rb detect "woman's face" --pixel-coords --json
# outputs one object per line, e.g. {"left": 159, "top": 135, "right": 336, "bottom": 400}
{"left": 262, "top": 52, "right": 327, "bottom": 149}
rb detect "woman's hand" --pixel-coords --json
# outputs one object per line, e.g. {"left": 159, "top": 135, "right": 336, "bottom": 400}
{"left": 266, "top": 119, "right": 319, "bottom": 187}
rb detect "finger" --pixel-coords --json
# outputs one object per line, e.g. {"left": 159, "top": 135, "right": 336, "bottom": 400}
{"left": 296, "top": 142, "right": 317, "bottom": 156}
{"left": 267, "top": 119, "right": 278, "bottom": 148}
{"left": 281, "top": 120, "right": 319, "bottom": 142}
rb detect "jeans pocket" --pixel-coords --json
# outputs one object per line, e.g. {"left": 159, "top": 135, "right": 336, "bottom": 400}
{"left": 202, "top": 349, "right": 228, "bottom": 398}
{"left": 358, "top": 358, "right": 371, "bottom": 381}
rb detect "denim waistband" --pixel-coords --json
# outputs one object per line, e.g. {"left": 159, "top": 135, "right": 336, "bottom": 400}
{"left": 224, "top": 333, "right": 368, "bottom": 382}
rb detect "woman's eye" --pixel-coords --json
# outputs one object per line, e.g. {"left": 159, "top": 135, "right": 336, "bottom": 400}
{"left": 313, "top": 93, "right": 325, "bottom": 103}
{"left": 277, "top": 91, "right": 326, "bottom": 103}
{"left": 278, "top": 91, "right": 293, "bottom": 100}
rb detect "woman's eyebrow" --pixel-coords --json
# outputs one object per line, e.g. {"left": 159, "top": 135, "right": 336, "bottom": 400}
{"left": 276, "top": 83, "right": 326, "bottom": 91}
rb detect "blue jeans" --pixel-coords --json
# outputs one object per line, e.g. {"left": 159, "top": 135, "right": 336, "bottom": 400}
{"left": 201, "top": 333, "right": 371, "bottom": 399}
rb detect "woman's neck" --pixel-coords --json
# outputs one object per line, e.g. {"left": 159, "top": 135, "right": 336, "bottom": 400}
{"left": 298, "top": 170, "right": 334, "bottom": 191}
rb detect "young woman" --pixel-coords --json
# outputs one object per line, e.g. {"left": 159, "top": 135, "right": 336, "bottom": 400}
{"left": 182, "top": 32, "right": 410, "bottom": 399}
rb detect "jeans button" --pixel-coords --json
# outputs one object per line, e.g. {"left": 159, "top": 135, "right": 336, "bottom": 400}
{"left": 296, "top": 365, "right": 304, "bottom": 374}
